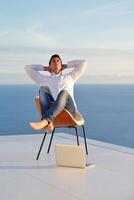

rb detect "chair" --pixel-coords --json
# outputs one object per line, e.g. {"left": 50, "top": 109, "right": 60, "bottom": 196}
{"left": 34, "top": 96, "right": 88, "bottom": 160}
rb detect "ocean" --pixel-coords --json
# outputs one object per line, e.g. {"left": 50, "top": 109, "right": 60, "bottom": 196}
{"left": 0, "top": 84, "right": 134, "bottom": 149}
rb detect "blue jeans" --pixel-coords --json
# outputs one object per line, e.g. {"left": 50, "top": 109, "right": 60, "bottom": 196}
{"left": 39, "top": 86, "right": 77, "bottom": 122}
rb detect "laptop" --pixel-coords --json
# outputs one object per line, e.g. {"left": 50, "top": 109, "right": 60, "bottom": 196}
{"left": 55, "top": 144, "right": 86, "bottom": 168}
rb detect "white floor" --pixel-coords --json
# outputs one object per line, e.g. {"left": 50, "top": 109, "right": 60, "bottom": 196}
{"left": 0, "top": 133, "right": 134, "bottom": 200}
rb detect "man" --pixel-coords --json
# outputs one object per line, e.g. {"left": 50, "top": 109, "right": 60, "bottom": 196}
{"left": 25, "top": 54, "right": 87, "bottom": 132}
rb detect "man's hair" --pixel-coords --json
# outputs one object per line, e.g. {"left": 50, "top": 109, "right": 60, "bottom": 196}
{"left": 49, "top": 54, "right": 62, "bottom": 66}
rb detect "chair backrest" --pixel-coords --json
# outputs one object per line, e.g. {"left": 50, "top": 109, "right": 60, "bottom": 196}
{"left": 34, "top": 96, "right": 84, "bottom": 127}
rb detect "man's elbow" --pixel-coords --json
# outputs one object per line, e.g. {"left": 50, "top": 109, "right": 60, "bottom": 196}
{"left": 25, "top": 65, "right": 32, "bottom": 74}
{"left": 79, "top": 60, "right": 87, "bottom": 72}
{"left": 82, "top": 60, "right": 87, "bottom": 68}
{"left": 25, "top": 65, "right": 29, "bottom": 69}
{"left": 25, "top": 65, "right": 28, "bottom": 72}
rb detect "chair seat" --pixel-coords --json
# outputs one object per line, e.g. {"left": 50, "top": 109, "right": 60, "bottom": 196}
{"left": 34, "top": 96, "right": 85, "bottom": 127}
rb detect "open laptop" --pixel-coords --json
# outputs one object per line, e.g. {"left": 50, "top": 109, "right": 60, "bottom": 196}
{"left": 55, "top": 144, "right": 86, "bottom": 168}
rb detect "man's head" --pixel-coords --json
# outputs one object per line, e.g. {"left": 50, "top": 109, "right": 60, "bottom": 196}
{"left": 49, "top": 54, "right": 62, "bottom": 74}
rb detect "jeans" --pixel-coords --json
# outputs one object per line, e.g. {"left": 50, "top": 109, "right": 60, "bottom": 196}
{"left": 39, "top": 86, "right": 77, "bottom": 122}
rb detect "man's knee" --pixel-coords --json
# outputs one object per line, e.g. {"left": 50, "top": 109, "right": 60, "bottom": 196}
{"left": 60, "top": 89, "right": 68, "bottom": 94}
{"left": 39, "top": 86, "right": 50, "bottom": 94}
{"left": 59, "top": 89, "right": 69, "bottom": 98}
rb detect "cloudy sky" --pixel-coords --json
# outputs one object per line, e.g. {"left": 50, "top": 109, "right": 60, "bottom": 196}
{"left": 0, "top": 0, "right": 134, "bottom": 84}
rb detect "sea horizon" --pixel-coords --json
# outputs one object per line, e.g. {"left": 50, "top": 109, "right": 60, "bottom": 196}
{"left": 0, "top": 83, "right": 134, "bottom": 149}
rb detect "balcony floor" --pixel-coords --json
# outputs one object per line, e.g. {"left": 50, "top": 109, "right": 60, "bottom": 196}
{"left": 0, "top": 133, "right": 134, "bottom": 200}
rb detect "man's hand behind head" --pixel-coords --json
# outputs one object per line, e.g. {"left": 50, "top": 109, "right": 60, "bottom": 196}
{"left": 44, "top": 66, "right": 51, "bottom": 73}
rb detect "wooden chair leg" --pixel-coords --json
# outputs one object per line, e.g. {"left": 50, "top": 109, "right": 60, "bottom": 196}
{"left": 73, "top": 126, "right": 79, "bottom": 146}
{"left": 36, "top": 132, "right": 47, "bottom": 160}
{"left": 47, "top": 128, "right": 55, "bottom": 154}
{"left": 82, "top": 125, "right": 88, "bottom": 155}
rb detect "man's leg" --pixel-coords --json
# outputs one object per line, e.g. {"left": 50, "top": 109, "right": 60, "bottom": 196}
{"left": 39, "top": 86, "right": 54, "bottom": 118}
{"left": 39, "top": 86, "right": 55, "bottom": 132}
{"left": 30, "top": 89, "right": 77, "bottom": 130}
{"left": 42, "top": 90, "right": 77, "bottom": 122}
{"left": 30, "top": 86, "right": 54, "bottom": 130}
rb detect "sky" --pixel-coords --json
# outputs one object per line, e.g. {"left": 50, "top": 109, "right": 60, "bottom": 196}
{"left": 0, "top": 0, "right": 134, "bottom": 84}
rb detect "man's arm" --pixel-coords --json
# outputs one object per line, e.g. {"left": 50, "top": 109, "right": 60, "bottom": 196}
{"left": 61, "top": 64, "right": 67, "bottom": 71}
{"left": 43, "top": 66, "right": 51, "bottom": 73}
{"left": 25, "top": 64, "right": 50, "bottom": 85}
{"left": 66, "top": 60, "right": 87, "bottom": 82}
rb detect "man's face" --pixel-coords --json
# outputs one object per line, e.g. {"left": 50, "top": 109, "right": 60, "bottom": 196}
{"left": 50, "top": 57, "right": 62, "bottom": 74}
